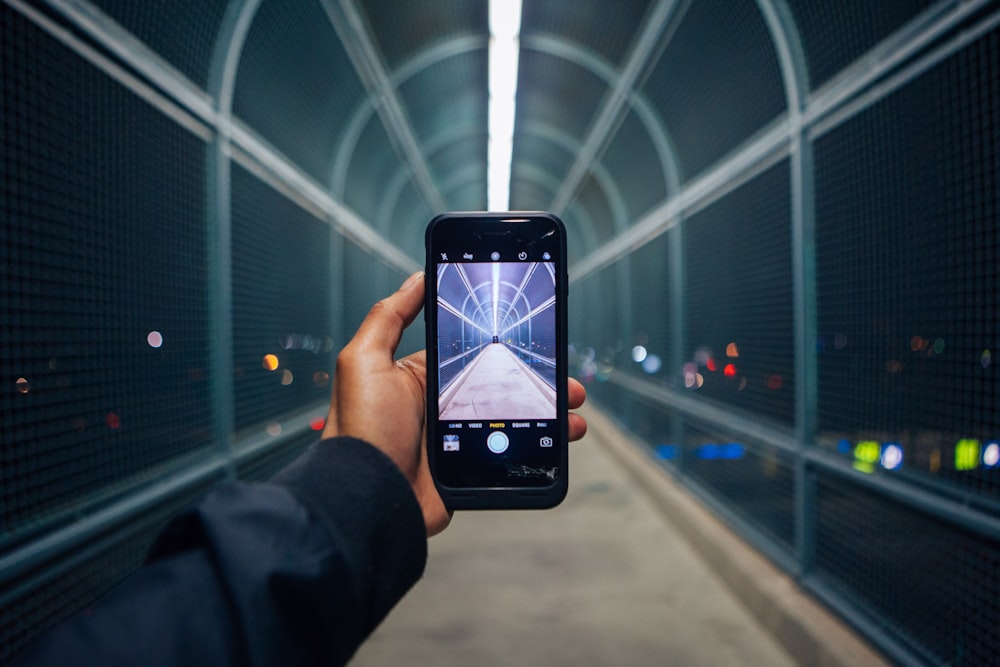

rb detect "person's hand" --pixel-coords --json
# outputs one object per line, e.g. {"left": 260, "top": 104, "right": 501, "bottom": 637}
{"left": 324, "top": 271, "right": 588, "bottom": 537}
{"left": 322, "top": 271, "right": 449, "bottom": 535}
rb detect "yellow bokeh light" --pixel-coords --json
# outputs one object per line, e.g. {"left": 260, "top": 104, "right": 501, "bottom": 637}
{"left": 262, "top": 354, "right": 279, "bottom": 371}
{"left": 726, "top": 342, "right": 739, "bottom": 358}
{"left": 955, "top": 439, "right": 980, "bottom": 471}
{"left": 854, "top": 441, "right": 881, "bottom": 464}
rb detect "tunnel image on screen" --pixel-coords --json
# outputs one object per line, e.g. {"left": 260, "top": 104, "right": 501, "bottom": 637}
{"left": 437, "top": 261, "right": 557, "bottom": 420}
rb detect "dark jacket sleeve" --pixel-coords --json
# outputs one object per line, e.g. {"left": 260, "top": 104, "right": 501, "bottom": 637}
{"left": 15, "top": 437, "right": 428, "bottom": 667}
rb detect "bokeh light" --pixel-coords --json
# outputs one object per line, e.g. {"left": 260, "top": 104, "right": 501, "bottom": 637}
{"left": 642, "top": 354, "right": 662, "bottom": 374}
{"left": 146, "top": 330, "right": 163, "bottom": 348}
{"left": 955, "top": 439, "right": 980, "bottom": 471}
{"left": 262, "top": 354, "right": 279, "bottom": 371}
{"left": 16, "top": 377, "right": 29, "bottom": 394}
{"left": 631, "top": 345, "right": 647, "bottom": 363}
{"left": 982, "top": 442, "right": 999, "bottom": 468}
{"left": 881, "top": 443, "right": 904, "bottom": 470}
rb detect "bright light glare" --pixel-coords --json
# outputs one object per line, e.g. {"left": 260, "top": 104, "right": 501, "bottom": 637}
{"left": 880, "top": 443, "right": 904, "bottom": 470}
{"left": 490, "top": 1, "right": 521, "bottom": 40}
{"left": 487, "top": 0, "right": 521, "bottom": 211}
{"left": 984, "top": 442, "right": 1000, "bottom": 468}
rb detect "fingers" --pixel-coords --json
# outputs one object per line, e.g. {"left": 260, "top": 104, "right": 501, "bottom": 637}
{"left": 569, "top": 412, "right": 588, "bottom": 442}
{"left": 350, "top": 271, "right": 425, "bottom": 356}
{"left": 568, "top": 377, "right": 586, "bottom": 410}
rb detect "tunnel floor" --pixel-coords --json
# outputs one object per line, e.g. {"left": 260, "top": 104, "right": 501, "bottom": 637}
{"left": 440, "top": 344, "right": 556, "bottom": 421}
{"left": 352, "top": 405, "right": 800, "bottom": 666}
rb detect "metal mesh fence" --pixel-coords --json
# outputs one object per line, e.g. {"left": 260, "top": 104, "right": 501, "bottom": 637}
{"left": 815, "top": 473, "right": 1000, "bottom": 665}
{"left": 787, "top": 0, "right": 937, "bottom": 89}
{"left": 231, "top": 164, "right": 334, "bottom": 433}
{"left": 814, "top": 27, "right": 1000, "bottom": 505}
{"left": 683, "top": 161, "right": 794, "bottom": 426}
{"left": 1, "top": 6, "right": 213, "bottom": 549}
{"left": 577, "top": 8, "right": 1000, "bottom": 665}
{"left": 639, "top": 0, "right": 785, "bottom": 181}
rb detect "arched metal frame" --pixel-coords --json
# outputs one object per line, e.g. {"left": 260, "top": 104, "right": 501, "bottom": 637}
{"left": 329, "top": 29, "right": 684, "bottom": 258}
{"left": 206, "top": 0, "right": 264, "bottom": 478}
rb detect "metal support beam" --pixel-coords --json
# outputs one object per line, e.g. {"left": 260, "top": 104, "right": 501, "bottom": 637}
{"left": 549, "top": 0, "right": 689, "bottom": 215}
{"left": 320, "top": 0, "right": 447, "bottom": 213}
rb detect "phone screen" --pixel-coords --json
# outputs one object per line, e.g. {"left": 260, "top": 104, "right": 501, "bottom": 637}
{"left": 426, "top": 213, "right": 567, "bottom": 506}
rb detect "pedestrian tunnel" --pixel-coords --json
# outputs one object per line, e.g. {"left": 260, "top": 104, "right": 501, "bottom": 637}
{"left": 436, "top": 262, "right": 557, "bottom": 420}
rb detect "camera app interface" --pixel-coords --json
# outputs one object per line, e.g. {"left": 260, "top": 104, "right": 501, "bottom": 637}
{"left": 434, "top": 257, "right": 560, "bottom": 487}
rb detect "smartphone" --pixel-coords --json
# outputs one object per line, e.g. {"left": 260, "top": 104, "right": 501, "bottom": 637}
{"left": 425, "top": 212, "right": 568, "bottom": 509}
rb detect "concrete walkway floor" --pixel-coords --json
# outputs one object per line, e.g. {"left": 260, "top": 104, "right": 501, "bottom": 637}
{"left": 352, "top": 405, "right": 885, "bottom": 666}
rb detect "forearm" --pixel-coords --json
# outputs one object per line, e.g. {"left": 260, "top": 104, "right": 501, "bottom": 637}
{"left": 15, "top": 437, "right": 427, "bottom": 667}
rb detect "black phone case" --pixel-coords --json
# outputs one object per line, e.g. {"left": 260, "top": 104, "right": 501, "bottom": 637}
{"left": 424, "top": 211, "right": 569, "bottom": 510}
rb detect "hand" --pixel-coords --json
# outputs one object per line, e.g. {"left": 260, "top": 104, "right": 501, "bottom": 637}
{"left": 324, "top": 271, "right": 588, "bottom": 537}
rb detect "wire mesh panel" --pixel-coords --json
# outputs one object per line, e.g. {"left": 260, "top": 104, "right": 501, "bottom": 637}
{"left": 682, "top": 421, "right": 796, "bottom": 552}
{"left": 815, "top": 473, "right": 1000, "bottom": 665}
{"left": 233, "top": 0, "right": 365, "bottom": 183}
{"left": 601, "top": 108, "right": 671, "bottom": 222}
{"left": 639, "top": 0, "right": 786, "bottom": 181}
{"left": 88, "top": 0, "right": 231, "bottom": 88}
{"left": 1, "top": 6, "right": 213, "bottom": 548}
{"left": 786, "top": 0, "right": 938, "bottom": 90}
{"left": 521, "top": 0, "right": 654, "bottom": 68}
{"left": 231, "top": 165, "right": 334, "bottom": 433}
{"left": 357, "top": 0, "right": 487, "bottom": 71}
{"left": 626, "top": 397, "right": 676, "bottom": 458}
{"left": 682, "top": 161, "right": 794, "bottom": 426}
{"left": 814, "top": 28, "right": 1000, "bottom": 505}
{"left": 342, "top": 114, "right": 424, "bottom": 228}
{"left": 628, "top": 229, "right": 673, "bottom": 384}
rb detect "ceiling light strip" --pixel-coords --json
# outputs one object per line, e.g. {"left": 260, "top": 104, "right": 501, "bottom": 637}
{"left": 487, "top": 0, "right": 522, "bottom": 211}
